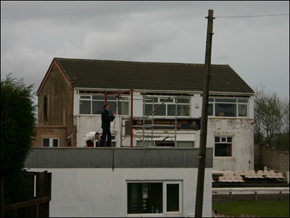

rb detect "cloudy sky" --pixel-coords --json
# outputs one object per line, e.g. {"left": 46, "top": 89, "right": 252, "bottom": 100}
{"left": 1, "top": 1, "right": 289, "bottom": 103}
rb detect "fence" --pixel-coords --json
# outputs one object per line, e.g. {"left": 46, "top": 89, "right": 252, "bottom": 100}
{"left": 213, "top": 187, "right": 289, "bottom": 204}
{"left": 1, "top": 170, "right": 51, "bottom": 217}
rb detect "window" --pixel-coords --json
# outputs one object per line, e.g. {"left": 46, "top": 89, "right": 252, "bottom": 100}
{"left": 44, "top": 96, "right": 48, "bottom": 120}
{"left": 208, "top": 98, "right": 248, "bottom": 117}
{"left": 79, "top": 94, "right": 129, "bottom": 115}
{"left": 136, "top": 140, "right": 194, "bottom": 148}
{"left": 127, "top": 181, "right": 181, "bottom": 215}
{"left": 42, "top": 138, "right": 59, "bottom": 147}
{"left": 215, "top": 136, "right": 232, "bottom": 157}
{"left": 177, "top": 141, "right": 195, "bottom": 148}
{"left": 144, "top": 96, "right": 190, "bottom": 117}
{"left": 166, "top": 184, "right": 179, "bottom": 212}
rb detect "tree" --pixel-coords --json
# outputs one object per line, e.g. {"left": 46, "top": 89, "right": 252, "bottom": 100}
{"left": 254, "top": 84, "right": 289, "bottom": 150}
{"left": 0, "top": 73, "right": 36, "bottom": 205}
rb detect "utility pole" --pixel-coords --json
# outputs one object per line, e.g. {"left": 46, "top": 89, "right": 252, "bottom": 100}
{"left": 195, "top": 9, "right": 214, "bottom": 217}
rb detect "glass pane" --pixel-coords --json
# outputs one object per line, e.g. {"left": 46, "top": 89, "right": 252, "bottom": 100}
{"left": 145, "top": 104, "right": 153, "bottom": 116}
{"left": 107, "top": 95, "right": 116, "bottom": 101}
{"left": 177, "top": 98, "right": 190, "bottom": 103}
{"left": 215, "top": 137, "right": 220, "bottom": 142}
{"left": 145, "top": 97, "right": 158, "bottom": 103}
{"left": 238, "top": 99, "right": 248, "bottom": 103}
{"left": 177, "top": 141, "right": 194, "bottom": 148}
{"left": 215, "top": 98, "right": 236, "bottom": 103}
{"left": 160, "top": 98, "right": 173, "bottom": 103}
{"left": 154, "top": 104, "right": 166, "bottom": 116}
{"left": 92, "top": 95, "right": 104, "bottom": 100}
{"left": 92, "top": 101, "right": 104, "bottom": 114}
{"left": 238, "top": 104, "right": 247, "bottom": 117}
{"left": 177, "top": 105, "right": 190, "bottom": 116}
{"left": 44, "top": 96, "right": 48, "bottom": 120}
{"left": 127, "top": 183, "right": 162, "bottom": 214}
{"left": 43, "top": 138, "right": 49, "bottom": 147}
{"left": 118, "top": 101, "right": 129, "bottom": 115}
{"left": 155, "top": 141, "right": 174, "bottom": 147}
{"left": 208, "top": 103, "right": 213, "bottom": 116}
{"left": 53, "top": 139, "right": 59, "bottom": 147}
{"left": 215, "top": 103, "right": 236, "bottom": 117}
{"left": 80, "top": 95, "right": 90, "bottom": 99}
{"left": 221, "top": 137, "right": 226, "bottom": 142}
{"left": 167, "top": 184, "right": 179, "bottom": 212}
{"left": 80, "top": 100, "right": 91, "bottom": 114}
{"left": 209, "top": 98, "right": 214, "bottom": 102}
{"left": 167, "top": 105, "right": 176, "bottom": 116}
{"left": 227, "top": 137, "right": 232, "bottom": 142}
{"left": 215, "top": 144, "right": 232, "bottom": 157}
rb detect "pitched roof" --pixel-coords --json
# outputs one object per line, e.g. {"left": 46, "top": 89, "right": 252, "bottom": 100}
{"left": 41, "top": 57, "right": 254, "bottom": 94}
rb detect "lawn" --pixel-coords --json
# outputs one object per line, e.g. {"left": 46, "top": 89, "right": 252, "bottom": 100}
{"left": 213, "top": 201, "right": 289, "bottom": 217}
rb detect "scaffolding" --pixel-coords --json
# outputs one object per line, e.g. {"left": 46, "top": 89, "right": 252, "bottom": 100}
{"left": 119, "top": 94, "right": 188, "bottom": 148}
{"left": 104, "top": 90, "right": 188, "bottom": 147}
{"left": 137, "top": 96, "right": 177, "bottom": 147}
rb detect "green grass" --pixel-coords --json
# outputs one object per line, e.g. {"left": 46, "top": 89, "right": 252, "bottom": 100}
{"left": 213, "top": 201, "right": 289, "bottom": 217}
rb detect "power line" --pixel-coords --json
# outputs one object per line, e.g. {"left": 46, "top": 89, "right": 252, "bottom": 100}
{"left": 215, "top": 13, "right": 289, "bottom": 19}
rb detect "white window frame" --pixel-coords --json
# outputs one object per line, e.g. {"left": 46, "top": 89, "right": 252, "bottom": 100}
{"left": 208, "top": 97, "right": 249, "bottom": 118}
{"left": 42, "top": 138, "right": 60, "bottom": 147}
{"left": 164, "top": 181, "right": 182, "bottom": 215}
{"left": 127, "top": 180, "right": 183, "bottom": 217}
{"left": 79, "top": 94, "right": 129, "bottom": 115}
{"left": 214, "top": 136, "right": 233, "bottom": 157}
{"left": 143, "top": 95, "right": 191, "bottom": 117}
{"left": 136, "top": 139, "right": 194, "bottom": 148}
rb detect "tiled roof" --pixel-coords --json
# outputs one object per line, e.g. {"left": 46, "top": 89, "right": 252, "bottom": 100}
{"left": 53, "top": 57, "right": 254, "bottom": 94}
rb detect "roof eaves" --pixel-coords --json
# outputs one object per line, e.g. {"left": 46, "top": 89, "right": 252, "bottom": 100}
{"left": 36, "top": 58, "right": 72, "bottom": 96}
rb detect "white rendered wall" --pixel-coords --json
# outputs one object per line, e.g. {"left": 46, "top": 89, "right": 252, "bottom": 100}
{"left": 191, "top": 95, "right": 202, "bottom": 118}
{"left": 28, "top": 168, "right": 212, "bottom": 217}
{"left": 207, "top": 118, "right": 254, "bottom": 171}
{"left": 74, "top": 91, "right": 254, "bottom": 171}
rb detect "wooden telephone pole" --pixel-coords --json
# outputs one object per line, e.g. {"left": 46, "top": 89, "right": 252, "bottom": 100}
{"left": 195, "top": 9, "right": 214, "bottom": 217}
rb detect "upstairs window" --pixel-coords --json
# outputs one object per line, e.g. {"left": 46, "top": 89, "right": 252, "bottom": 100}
{"left": 208, "top": 98, "right": 248, "bottom": 117}
{"left": 144, "top": 96, "right": 190, "bottom": 117}
{"left": 79, "top": 95, "right": 129, "bottom": 115}
{"left": 44, "top": 96, "right": 48, "bottom": 120}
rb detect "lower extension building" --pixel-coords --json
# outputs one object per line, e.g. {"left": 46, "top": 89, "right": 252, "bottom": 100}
{"left": 27, "top": 57, "right": 254, "bottom": 217}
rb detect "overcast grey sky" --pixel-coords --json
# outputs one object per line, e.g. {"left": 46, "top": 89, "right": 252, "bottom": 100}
{"left": 1, "top": 1, "right": 289, "bottom": 101}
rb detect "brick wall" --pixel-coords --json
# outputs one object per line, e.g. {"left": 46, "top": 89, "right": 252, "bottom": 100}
{"left": 255, "top": 144, "right": 289, "bottom": 172}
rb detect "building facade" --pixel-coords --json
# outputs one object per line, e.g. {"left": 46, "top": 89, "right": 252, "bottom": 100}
{"left": 29, "top": 57, "right": 255, "bottom": 217}
{"left": 33, "top": 57, "right": 254, "bottom": 172}
{"left": 25, "top": 147, "right": 213, "bottom": 217}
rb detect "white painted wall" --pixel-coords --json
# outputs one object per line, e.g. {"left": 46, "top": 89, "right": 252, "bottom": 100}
{"left": 207, "top": 118, "right": 254, "bottom": 171}
{"left": 191, "top": 95, "right": 202, "bottom": 118}
{"left": 74, "top": 91, "right": 254, "bottom": 171}
{"left": 28, "top": 168, "right": 212, "bottom": 217}
{"left": 248, "top": 96, "right": 254, "bottom": 119}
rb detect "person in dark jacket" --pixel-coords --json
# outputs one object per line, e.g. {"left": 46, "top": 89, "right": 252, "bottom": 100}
{"left": 100, "top": 104, "right": 116, "bottom": 147}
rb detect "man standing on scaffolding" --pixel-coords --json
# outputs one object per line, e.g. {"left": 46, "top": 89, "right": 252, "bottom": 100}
{"left": 100, "top": 103, "right": 116, "bottom": 147}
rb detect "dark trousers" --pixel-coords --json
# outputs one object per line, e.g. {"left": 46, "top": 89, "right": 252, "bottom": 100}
{"left": 86, "top": 140, "right": 94, "bottom": 147}
{"left": 100, "top": 129, "right": 112, "bottom": 147}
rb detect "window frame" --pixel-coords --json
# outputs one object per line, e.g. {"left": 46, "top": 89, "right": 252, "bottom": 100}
{"left": 144, "top": 96, "right": 191, "bottom": 117}
{"left": 136, "top": 139, "right": 194, "bottom": 148}
{"left": 42, "top": 137, "right": 60, "bottom": 147}
{"left": 43, "top": 96, "right": 48, "bottom": 120}
{"left": 79, "top": 94, "right": 130, "bottom": 115}
{"left": 214, "top": 136, "right": 233, "bottom": 157}
{"left": 127, "top": 181, "right": 182, "bottom": 216}
{"left": 208, "top": 97, "right": 249, "bottom": 118}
